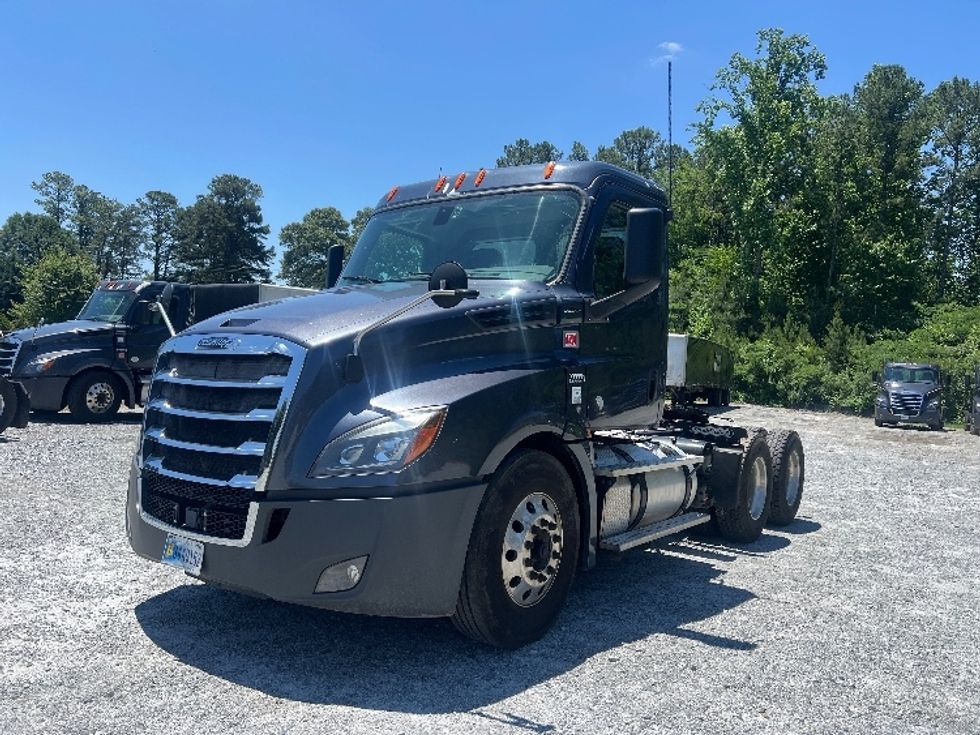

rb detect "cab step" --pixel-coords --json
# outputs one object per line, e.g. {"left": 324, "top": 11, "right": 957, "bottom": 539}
{"left": 599, "top": 512, "right": 711, "bottom": 552}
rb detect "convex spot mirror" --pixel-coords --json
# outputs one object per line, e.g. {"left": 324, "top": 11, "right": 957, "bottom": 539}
{"left": 429, "top": 261, "right": 470, "bottom": 309}
{"left": 624, "top": 208, "right": 666, "bottom": 286}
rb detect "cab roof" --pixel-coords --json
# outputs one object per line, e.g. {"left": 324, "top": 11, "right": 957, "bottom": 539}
{"left": 374, "top": 161, "right": 667, "bottom": 210}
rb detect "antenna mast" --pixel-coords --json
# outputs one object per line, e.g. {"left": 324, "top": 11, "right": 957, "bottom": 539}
{"left": 668, "top": 59, "right": 673, "bottom": 206}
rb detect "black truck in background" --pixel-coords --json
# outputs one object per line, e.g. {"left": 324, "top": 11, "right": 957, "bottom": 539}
{"left": 0, "top": 280, "right": 312, "bottom": 427}
{"left": 967, "top": 366, "right": 980, "bottom": 436}
{"left": 873, "top": 362, "right": 946, "bottom": 431}
{"left": 126, "top": 162, "right": 807, "bottom": 648}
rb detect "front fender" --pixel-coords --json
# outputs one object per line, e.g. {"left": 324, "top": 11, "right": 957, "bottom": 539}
{"left": 33, "top": 349, "right": 136, "bottom": 407}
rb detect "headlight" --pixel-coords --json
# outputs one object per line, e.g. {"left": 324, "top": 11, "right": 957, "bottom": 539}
{"left": 875, "top": 394, "right": 887, "bottom": 405}
{"left": 927, "top": 399, "right": 940, "bottom": 409}
{"left": 309, "top": 407, "right": 447, "bottom": 477}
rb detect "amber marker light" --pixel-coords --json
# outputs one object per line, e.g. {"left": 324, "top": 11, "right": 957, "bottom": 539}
{"left": 434, "top": 175, "right": 448, "bottom": 191}
{"left": 386, "top": 186, "right": 398, "bottom": 202}
{"left": 474, "top": 169, "right": 487, "bottom": 187}
{"left": 544, "top": 161, "right": 557, "bottom": 179}
{"left": 402, "top": 410, "right": 447, "bottom": 466}
{"left": 454, "top": 172, "right": 467, "bottom": 189}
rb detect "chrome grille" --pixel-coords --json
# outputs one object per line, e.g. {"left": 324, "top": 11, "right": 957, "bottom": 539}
{"left": 138, "top": 333, "right": 306, "bottom": 545}
{"left": 0, "top": 337, "right": 21, "bottom": 376}
{"left": 889, "top": 391, "right": 923, "bottom": 416}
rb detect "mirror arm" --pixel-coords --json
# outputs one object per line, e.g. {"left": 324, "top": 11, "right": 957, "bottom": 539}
{"left": 587, "top": 276, "right": 662, "bottom": 321}
{"left": 150, "top": 300, "right": 177, "bottom": 337}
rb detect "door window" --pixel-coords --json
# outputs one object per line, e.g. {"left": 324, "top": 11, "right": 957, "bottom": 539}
{"left": 592, "top": 202, "right": 629, "bottom": 299}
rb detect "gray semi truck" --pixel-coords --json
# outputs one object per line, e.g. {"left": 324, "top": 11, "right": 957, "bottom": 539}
{"left": 126, "top": 162, "right": 806, "bottom": 648}
{"left": 0, "top": 280, "right": 311, "bottom": 428}
{"left": 873, "top": 362, "right": 945, "bottom": 431}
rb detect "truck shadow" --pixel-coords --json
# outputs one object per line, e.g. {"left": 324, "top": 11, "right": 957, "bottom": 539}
{"left": 134, "top": 535, "right": 785, "bottom": 714}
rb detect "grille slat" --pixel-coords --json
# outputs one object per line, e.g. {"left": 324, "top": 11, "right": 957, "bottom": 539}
{"left": 0, "top": 338, "right": 21, "bottom": 376}
{"left": 138, "top": 335, "right": 304, "bottom": 543}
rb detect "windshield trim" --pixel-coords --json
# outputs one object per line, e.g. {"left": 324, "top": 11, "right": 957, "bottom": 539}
{"left": 350, "top": 184, "right": 589, "bottom": 287}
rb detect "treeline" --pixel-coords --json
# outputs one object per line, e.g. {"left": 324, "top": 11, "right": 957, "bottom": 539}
{"left": 492, "top": 29, "right": 980, "bottom": 418}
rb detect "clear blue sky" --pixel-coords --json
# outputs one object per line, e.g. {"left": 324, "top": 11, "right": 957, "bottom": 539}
{"left": 3, "top": 1, "right": 979, "bottom": 272}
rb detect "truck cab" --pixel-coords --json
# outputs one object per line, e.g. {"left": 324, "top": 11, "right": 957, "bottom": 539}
{"left": 874, "top": 362, "right": 945, "bottom": 431}
{"left": 0, "top": 280, "right": 311, "bottom": 423}
{"left": 126, "top": 162, "right": 805, "bottom": 648}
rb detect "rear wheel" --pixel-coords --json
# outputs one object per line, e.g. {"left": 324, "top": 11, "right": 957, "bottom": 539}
{"left": 452, "top": 449, "right": 580, "bottom": 649}
{"left": 0, "top": 379, "right": 16, "bottom": 433}
{"left": 67, "top": 371, "right": 123, "bottom": 422}
{"left": 767, "top": 430, "right": 804, "bottom": 526}
{"left": 715, "top": 429, "right": 772, "bottom": 543}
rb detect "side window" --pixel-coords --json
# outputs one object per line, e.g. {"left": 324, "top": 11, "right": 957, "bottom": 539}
{"left": 592, "top": 201, "right": 629, "bottom": 299}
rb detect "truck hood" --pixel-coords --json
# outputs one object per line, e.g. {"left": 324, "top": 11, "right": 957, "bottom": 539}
{"left": 183, "top": 280, "right": 553, "bottom": 348}
{"left": 7, "top": 319, "right": 114, "bottom": 347}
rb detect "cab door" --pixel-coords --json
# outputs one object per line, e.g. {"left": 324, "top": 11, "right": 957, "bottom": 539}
{"left": 577, "top": 187, "right": 668, "bottom": 429}
{"left": 124, "top": 295, "right": 171, "bottom": 372}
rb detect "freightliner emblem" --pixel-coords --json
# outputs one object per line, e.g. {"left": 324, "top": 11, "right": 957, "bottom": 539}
{"left": 196, "top": 336, "right": 238, "bottom": 350}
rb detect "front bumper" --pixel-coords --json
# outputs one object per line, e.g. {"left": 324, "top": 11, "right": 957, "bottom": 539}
{"left": 876, "top": 403, "right": 942, "bottom": 425}
{"left": 13, "top": 374, "right": 70, "bottom": 411}
{"left": 126, "top": 463, "right": 487, "bottom": 618}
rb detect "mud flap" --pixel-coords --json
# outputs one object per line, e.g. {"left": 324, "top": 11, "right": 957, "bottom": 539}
{"left": 0, "top": 377, "right": 30, "bottom": 433}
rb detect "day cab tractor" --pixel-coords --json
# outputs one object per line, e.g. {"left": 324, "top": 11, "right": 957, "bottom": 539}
{"left": 126, "top": 161, "right": 806, "bottom": 648}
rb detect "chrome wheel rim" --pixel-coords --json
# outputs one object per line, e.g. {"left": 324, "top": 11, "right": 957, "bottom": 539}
{"left": 785, "top": 449, "right": 801, "bottom": 506}
{"left": 85, "top": 382, "right": 115, "bottom": 414}
{"left": 748, "top": 456, "right": 768, "bottom": 521}
{"left": 501, "top": 492, "right": 563, "bottom": 608}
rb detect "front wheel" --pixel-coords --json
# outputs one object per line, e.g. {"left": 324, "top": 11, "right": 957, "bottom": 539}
{"left": 715, "top": 429, "right": 772, "bottom": 543}
{"left": 67, "top": 371, "right": 123, "bottom": 422}
{"left": 452, "top": 449, "right": 580, "bottom": 649}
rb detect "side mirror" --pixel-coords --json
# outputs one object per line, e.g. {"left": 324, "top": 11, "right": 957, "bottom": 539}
{"left": 325, "top": 244, "right": 345, "bottom": 289}
{"left": 624, "top": 208, "right": 666, "bottom": 286}
{"left": 872, "top": 371, "right": 880, "bottom": 383}
{"left": 158, "top": 283, "right": 173, "bottom": 311}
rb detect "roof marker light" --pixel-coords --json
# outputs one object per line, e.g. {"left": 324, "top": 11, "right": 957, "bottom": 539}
{"left": 434, "top": 175, "right": 448, "bottom": 192}
{"left": 386, "top": 186, "right": 398, "bottom": 202}
{"left": 474, "top": 169, "right": 487, "bottom": 187}
{"left": 544, "top": 161, "right": 557, "bottom": 179}
{"left": 454, "top": 172, "right": 466, "bottom": 190}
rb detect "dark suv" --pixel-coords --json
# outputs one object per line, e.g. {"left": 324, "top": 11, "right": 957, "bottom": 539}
{"left": 874, "top": 362, "right": 944, "bottom": 431}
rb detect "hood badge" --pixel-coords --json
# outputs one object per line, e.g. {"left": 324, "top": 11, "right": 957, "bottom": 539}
{"left": 196, "top": 336, "right": 239, "bottom": 350}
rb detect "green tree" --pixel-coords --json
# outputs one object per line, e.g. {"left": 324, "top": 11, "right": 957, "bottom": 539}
{"left": 696, "top": 27, "right": 827, "bottom": 331}
{"left": 0, "top": 213, "right": 75, "bottom": 311}
{"left": 349, "top": 206, "right": 374, "bottom": 254}
{"left": 139, "top": 190, "right": 180, "bottom": 280}
{"left": 923, "top": 77, "right": 980, "bottom": 302}
{"left": 10, "top": 249, "right": 98, "bottom": 327}
{"left": 174, "top": 174, "right": 273, "bottom": 283}
{"left": 568, "top": 141, "right": 590, "bottom": 161}
{"left": 278, "top": 207, "right": 351, "bottom": 288}
{"left": 603, "top": 126, "right": 664, "bottom": 179}
{"left": 31, "top": 171, "right": 75, "bottom": 226}
{"left": 496, "top": 138, "right": 563, "bottom": 167}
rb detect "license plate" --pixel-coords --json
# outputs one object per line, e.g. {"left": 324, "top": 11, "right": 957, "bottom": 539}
{"left": 161, "top": 533, "right": 204, "bottom": 574}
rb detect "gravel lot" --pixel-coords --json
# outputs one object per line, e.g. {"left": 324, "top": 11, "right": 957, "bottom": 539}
{"left": 1, "top": 405, "right": 978, "bottom": 735}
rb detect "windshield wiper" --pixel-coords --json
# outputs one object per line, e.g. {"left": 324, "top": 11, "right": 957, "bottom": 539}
{"left": 341, "top": 275, "right": 384, "bottom": 284}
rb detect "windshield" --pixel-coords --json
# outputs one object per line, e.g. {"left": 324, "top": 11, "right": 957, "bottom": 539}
{"left": 884, "top": 365, "right": 938, "bottom": 384}
{"left": 77, "top": 289, "right": 137, "bottom": 323}
{"left": 341, "top": 190, "right": 581, "bottom": 285}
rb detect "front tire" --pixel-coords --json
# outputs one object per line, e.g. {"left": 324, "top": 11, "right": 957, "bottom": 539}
{"left": 767, "top": 430, "right": 804, "bottom": 526}
{"left": 67, "top": 371, "right": 123, "bottom": 422}
{"left": 452, "top": 449, "right": 580, "bottom": 649}
{"left": 715, "top": 429, "right": 772, "bottom": 543}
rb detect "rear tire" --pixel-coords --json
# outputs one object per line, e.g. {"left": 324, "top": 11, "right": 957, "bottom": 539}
{"left": 715, "top": 429, "right": 772, "bottom": 543}
{"left": 767, "top": 430, "right": 804, "bottom": 526}
{"left": 452, "top": 449, "right": 580, "bottom": 649}
{"left": 67, "top": 371, "right": 123, "bottom": 422}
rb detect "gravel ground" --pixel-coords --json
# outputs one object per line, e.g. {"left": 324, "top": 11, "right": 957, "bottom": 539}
{"left": 1, "top": 405, "right": 978, "bottom": 735}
